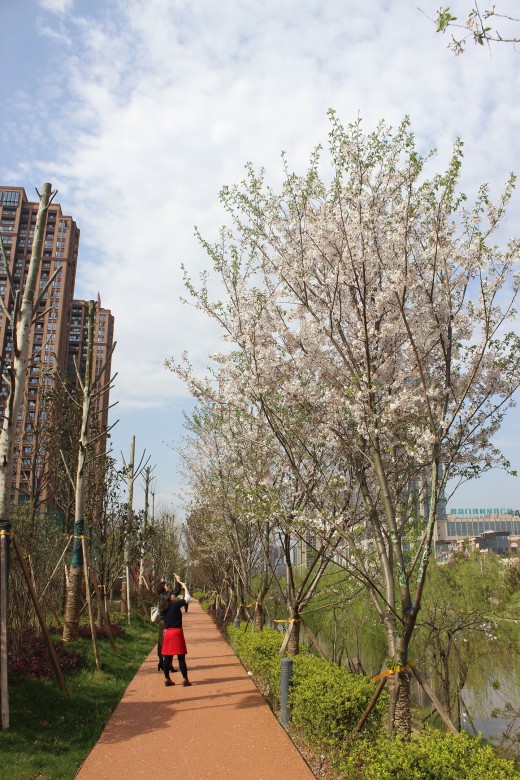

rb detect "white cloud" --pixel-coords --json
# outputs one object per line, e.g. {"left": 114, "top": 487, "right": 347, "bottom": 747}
{"left": 3, "top": 0, "right": 520, "bottom": 502}
{"left": 38, "top": 0, "right": 74, "bottom": 13}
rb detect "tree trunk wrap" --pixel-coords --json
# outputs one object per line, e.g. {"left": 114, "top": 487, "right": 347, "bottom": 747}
{"left": 120, "top": 568, "right": 127, "bottom": 615}
{"left": 393, "top": 671, "right": 412, "bottom": 734}
{"left": 71, "top": 520, "right": 84, "bottom": 569}
{"left": 63, "top": 567, "right": 84, "bottom": 642}
{"left": 372, "top": 661, "right": 414, "bottom": 735}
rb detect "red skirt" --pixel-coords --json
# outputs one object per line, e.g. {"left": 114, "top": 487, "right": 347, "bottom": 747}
{"left": 161, "top": 627, "right": 188, "bottom": 655}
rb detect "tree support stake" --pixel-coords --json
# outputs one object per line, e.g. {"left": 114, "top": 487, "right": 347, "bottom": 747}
{"left": 12, "top": 533, "right": 68, "bottom": 696}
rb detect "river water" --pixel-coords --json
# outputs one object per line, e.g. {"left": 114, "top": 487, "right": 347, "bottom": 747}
{"left": 461, "top": 670, "right": 519, "bottom": 748}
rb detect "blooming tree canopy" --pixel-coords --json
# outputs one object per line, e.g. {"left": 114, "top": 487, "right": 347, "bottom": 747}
{"left": 169, "top": 112, "right": 520, "bottom": 733}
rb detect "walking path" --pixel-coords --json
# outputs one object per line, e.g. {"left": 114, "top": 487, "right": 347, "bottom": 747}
{"left": 75, "top": 602, "right": 316, "bottom": 779}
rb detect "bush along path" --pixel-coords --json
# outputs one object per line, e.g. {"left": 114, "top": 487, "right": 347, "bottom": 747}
{"left": 225, "top": 622, "right": 520, "bottom": 780}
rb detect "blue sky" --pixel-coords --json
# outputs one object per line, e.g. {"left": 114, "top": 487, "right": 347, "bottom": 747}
{"left": 1, "top": 0, "right": 519, "bottom": 513}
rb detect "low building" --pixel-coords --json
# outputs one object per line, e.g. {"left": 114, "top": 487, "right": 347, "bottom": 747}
{"left": 436, "top": 507, "right": 520, "bottom": 557}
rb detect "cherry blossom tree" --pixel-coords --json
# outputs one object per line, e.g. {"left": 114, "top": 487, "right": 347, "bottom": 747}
{"left": 171, "top": 113, "right": 519, "bottom": 733}
{"left": 181, "top": 402, "right": 274, "bottom": 627}
{"left": 179, "top": 388, "right": 342, "bottom": 647}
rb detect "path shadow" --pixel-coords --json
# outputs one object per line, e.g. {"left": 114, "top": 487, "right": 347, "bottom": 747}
{"left": 193, "top": 674, "right": 249, "bottom": 685}
{"left": 190, "top": 636, "right": 227, "bottom": 644}
{"left": 95, "top": 699, "right": 179, "bottom": 745}
{"left": 189, "top": 661, "right": 237, "bottom": 671}
{"left": 174, "top": 691, "right": 265, "bottom": 711}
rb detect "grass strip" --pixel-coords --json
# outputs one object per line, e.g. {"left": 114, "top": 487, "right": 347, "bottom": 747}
{"left": 0, "top": 613, "right": 157, "bottom": 780}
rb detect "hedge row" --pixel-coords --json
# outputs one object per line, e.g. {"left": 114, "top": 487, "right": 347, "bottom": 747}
{"left": 343, "top": 729, "right": 519, "bottom": 780}
{"left": 225, "top": 622, "right": 519, "bottom": 780}
{"left": 226, "top": 623, "right": 385, "bottom": 742}
{"left": 226, "top": 621, "right": 283, "bottom": 706}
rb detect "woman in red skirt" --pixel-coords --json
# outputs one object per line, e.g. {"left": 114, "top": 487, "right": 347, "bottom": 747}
{"left": 160, "top": 573, "right": 192, "bottom": 687}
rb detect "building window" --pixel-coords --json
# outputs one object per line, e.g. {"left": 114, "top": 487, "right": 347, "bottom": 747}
{"left": 3, "top": 192, "right": 20, "bottom": 207}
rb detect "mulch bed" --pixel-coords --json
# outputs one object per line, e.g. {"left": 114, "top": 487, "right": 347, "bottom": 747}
{"left": 8, "top": 624, "right": 125, "bottom": 677}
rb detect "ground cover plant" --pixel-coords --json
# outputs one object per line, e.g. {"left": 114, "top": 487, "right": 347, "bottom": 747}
{"left": 8, "top": 624, "right": 126, "bottom": 678}
{"left": 289, "top": 653, "right": 386, "bottom": 744}
{"left": 0, "top": 613, "right": 157, "bottom": 780}
{"left": 227, "top": 620, "right": 283, "bottom": 706}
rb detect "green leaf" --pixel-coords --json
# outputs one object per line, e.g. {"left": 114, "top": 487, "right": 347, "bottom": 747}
{"left": 436, "top": 7, "right": 457, "bottom": 33}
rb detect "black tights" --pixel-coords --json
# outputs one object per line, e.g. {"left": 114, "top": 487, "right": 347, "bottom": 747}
{"left": 163, "top": 654, "right": 188, "bottom": 680}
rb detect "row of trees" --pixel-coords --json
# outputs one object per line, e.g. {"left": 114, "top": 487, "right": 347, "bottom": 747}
{"left": 0, "top": 185, "right": 184, "bottom": 730}
{"left": 169, "top": 114, "right": 520, "bottom": 734}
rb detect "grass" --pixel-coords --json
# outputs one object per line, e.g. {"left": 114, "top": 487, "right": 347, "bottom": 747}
{"left": 0, "top": 613, "right": 157, "bottom": 780}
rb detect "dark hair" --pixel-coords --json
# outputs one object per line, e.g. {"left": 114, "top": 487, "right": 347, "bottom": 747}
{"left": 172, "top": 581, "right": 182, "bottom": 597}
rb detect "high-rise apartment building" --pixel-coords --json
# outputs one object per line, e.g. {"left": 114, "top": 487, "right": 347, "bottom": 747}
{"left": 0, "top": 185, "right": 114, "bottom": 512}
{"left": 67, "top": 296, "right": 115, "bottom": 435}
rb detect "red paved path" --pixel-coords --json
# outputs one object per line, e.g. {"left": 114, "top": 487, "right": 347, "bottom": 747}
{"left": 75, "top": 602, "right": 316, "bottom": 779}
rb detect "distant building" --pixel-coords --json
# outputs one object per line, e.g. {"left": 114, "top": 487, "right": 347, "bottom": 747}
{"left": 436, "top": 507, "right": 520, "bottom": 557}
{"left": 67, "top": 296, "right": 115, "bottom": 436}
{"left": 470, "top": 531, "right": 509, "bottom": 555}
{"left": 0, "top": 185, "right": 113, "bottom": 512}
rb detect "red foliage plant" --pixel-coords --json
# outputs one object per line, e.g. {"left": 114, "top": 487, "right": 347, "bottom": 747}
{"left": 8, "top": 629, "right": 82, "bottom": 677}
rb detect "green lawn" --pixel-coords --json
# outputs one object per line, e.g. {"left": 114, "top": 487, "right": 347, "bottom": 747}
{"left": 0, "top": 614, "right": 157, "bottom": 780}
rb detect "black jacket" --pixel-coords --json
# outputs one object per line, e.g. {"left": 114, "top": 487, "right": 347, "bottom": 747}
{"left": 162, "top": 598, "right": 187, "bottom": 629}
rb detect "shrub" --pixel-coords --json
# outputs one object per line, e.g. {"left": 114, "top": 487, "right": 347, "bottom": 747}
{"left": 226, "top": 623, "right": 283, "bottom": 704}
{"left": 227, "top": 623, "right": 386, "bottom": 743}
{"left": 290, "top": 653, "right": 386, "bottom": 745}
{"left": 342, "top": 729, "right": 519, "bottom": 780}
{"left": 224, "top": 625, "right": 518, "bottom": 778}
{"left": 9, "top": 629, "right": 82, "bottom": 677}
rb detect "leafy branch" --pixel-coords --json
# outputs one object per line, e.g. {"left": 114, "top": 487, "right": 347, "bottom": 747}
{"left": 425, "top": 4, "right": 520, "bottom": 54}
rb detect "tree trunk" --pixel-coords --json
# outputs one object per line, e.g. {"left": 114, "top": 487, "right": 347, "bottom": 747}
{"left": 122, "top": 436, "right": 135, "bottom": 621}
{"left": 228, "top": 586, "right": 237, "bottom": 620}
{"left": 237, "top": 582, "right": 247, "bottom": 621}
{"left": 138, "top": 466, "right": 151, "bottom": 590}
{"left": 442, "top": 651, "right": 452, "bottom": 717}
{"left": 393, "top": 670, "right": 412, "bottom": 735}
{"left": 0, "top": 522, "right": 11, "bottom": 729}
{"left": 254, "top": 601, "right": 265, "bottom": 631}
{"left": 63, "top": 556, "right": 84, "bottom": 642}
{"left": 63, "top": 301, "right": 95, "bottom": 642}
{"left": 286, "top": 614, "right": 300, "bottom": 656}
{"left": 0, "top": 183, "right": 52, "bottom": 519}
{"left": 120, "top": 568, "right": 128, "bottom": 616}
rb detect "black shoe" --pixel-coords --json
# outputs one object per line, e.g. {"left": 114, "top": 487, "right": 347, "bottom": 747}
{"left": 170, "top": 666, "right": 177, "bottom": 673}
{"left": 182, "top": 679, "right": 192, "bottom": 687}
{"left": 158, "top": 661, "right": 163, "bottom": 672}
{"left": 164, "top": 679, "right": 175, "bottom": 687}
